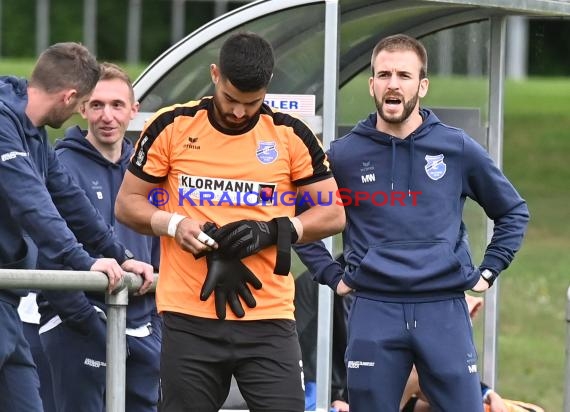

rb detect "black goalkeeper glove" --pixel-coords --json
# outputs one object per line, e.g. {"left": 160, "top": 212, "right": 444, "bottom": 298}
{"left": 200, "top": 251, "right": 262, "bottom": 320}
{"left": 214, "top": 217, "right": 298, "bottom": 260}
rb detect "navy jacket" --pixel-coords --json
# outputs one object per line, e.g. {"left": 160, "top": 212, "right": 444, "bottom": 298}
{"left": 0, "top": 76, "right": 129, "bottom": 321}
{"left": 297, "top": 109, "right": 529, "bottom": 302}
{"left": 54, "top": 126, "right": 159, "bottom": 327}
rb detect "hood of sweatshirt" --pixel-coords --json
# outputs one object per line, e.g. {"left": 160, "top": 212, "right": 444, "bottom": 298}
{"left": 54, "top": 126, "right": 157, "bottom": 327}
{"left": 348, "top": 108, "right": 439, "bottom": 194}
{"left": 0, "top": 76, "right": 42, "bottom": 139}
{"left": 54, "top": 125, "right": 133, "bottom": 167}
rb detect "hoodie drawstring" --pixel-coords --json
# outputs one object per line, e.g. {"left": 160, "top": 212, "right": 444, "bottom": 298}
{"left": 390, "top": 135, "right": 415, "bottom": 195}
{"left": 390, "top": 139, "right": 396, "bottom": 191}
{"left": 402, "top": 303, "right": 417, "bottom": 330}
{"left": 408, "top": 135, "right": 415, "bottom": 196}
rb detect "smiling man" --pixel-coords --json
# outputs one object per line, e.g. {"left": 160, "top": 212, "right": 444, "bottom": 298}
{"left": 48, "top": 62, "right": 161, "bottom": 412}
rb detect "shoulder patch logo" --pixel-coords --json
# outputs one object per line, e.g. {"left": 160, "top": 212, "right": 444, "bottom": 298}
{"left": 256, "top": 141, "right": 278, "bottom": 164}
{"left": 424, "top": 154, "right": 446, "bottom": 181}
{"left": 135, "top": 136, "right": 149, "bottom": 167}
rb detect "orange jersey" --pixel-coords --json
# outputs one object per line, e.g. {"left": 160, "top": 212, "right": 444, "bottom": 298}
{"left": 129, "top": 97, "right": 332, "bottom": 320}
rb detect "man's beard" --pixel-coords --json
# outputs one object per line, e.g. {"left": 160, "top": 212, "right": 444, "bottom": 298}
{"left": 212, "top": 98, "right": 250, "bottom": 131}
{"left": 374, "top": 91, "right": 419, "bottom": 124}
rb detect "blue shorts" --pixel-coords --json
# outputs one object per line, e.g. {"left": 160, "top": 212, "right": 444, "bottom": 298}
{"left": 346, "top": 297, "right": 483, "bottom": 412}
{"left": 0, "top": 300, "right": 43, "bottom": 412}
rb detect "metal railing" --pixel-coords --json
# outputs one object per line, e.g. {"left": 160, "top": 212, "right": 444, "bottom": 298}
{"left": 0, "top": 269, "right": 325, "bottom": 412}
{"left": 0, "top": 268, "right": 147, "bottom": 412}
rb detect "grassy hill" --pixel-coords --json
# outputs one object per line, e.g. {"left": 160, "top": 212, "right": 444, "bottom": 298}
{"left": 2, "top": 59, "right": 569, "bottom": 410}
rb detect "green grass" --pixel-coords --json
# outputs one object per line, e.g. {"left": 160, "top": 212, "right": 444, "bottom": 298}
{"left": 0, "top": 58, "right": 146, "bottom": 82}
{"left": 0, "top": 58, "right": 146, "bottom": 140}
{"left": 2, "top": 58, "right": 569, "bottom": 410}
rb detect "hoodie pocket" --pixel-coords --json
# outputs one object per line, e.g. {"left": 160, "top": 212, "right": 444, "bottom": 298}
{"left": 353, "top": 241, "right": 465, "bottom": 293}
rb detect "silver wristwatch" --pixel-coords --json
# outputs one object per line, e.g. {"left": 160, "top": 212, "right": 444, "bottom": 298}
{"left": 480, "top": 269, "right": 497, "bottom": 287}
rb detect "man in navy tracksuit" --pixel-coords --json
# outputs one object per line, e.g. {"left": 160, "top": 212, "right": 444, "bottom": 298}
{"left": 296, "top": 34, "right": 529, "bottom": 411}
{"left": 0, "top": 43, "right": 154, "bottom": 412}
{"left": 38, "top": 62, "right": 161, "bottom": 412}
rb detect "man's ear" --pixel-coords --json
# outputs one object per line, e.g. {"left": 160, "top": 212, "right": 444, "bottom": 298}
{"left": 130, "top": 101, "right": 140, "bottom": 120}
{"left": 210, "top": 64, "right": 219, "bottom": 85}
{"left": 78, "top": 104, "right": 86, "bottom": 119}
{"left": 63, "top": 89, "right": 78, "bottom": 106}
{"left": 418, "top": 78, "right": 429, "bottom": 99}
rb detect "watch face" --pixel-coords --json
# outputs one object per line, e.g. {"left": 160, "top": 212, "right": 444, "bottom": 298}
{"left": 125, "top": 249, "right": 134, "bottom": 260}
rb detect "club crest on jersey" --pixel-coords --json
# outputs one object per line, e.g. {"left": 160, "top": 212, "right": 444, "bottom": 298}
{"left": 424, "top": 154, "right": 446, "bottom": 181}
{"left": 256, "top": 141, "right": 278, "bottom": 164}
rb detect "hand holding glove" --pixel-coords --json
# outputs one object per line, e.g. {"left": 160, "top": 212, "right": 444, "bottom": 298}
{"left": 214, "top": 217, "right": 299, "bottom": 260}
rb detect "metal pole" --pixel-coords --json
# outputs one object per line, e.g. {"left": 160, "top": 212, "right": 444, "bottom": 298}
{"left": 36, "top": 0, "right": 49, "bottom": 56}
{"left": 171, "top": 0, "right": 186, "bottom": 45}
{"left": 482, "top": 16, "right": 506, "bottom": 389}
{"left": 436, "top": 29, "right": 453, "bottom": 75}
{"left": 506, "top": 16, "right": 528, "bottom": 80}
{"left": 0, "top": 269, "right": 146, "bottom": 292}
{"left": 564, "top": 286, "right": 570, "bottom": 412}
{"left": 316, "top": 1, "right": 339, "bottom": 411}
{"left": 214, "top": 0, "right": 229, "bottom": 17}
{"left": 106, "top": 287, "right": 129, "bottom": 412}
{"left": 126, "top": 0, "right": 142, "bottom": 65}
{"left": 83, "top": 0, "right": 97, "bottom": 55}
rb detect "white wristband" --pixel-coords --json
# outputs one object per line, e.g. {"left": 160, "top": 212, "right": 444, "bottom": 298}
{"left": 290, "top": 217, "right": 303, "bottom": 243}
{"left": 167, "top": 213, "right": 186, "bottom": 237}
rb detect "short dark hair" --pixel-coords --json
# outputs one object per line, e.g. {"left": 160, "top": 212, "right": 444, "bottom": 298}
{"left": 219, "top": 31, "right": 274, "bottom": 92}
{"left": 29, "top": 42, "right": 100, "bottom": 98}
{"left": 370, "top": 34, "right": 428, "bottom": 79}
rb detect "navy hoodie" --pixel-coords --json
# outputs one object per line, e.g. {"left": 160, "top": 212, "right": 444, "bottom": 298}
{"left": 302, "top": 109, "right": 529, "bottom": 302}
{"left": 0, "top": 76, "right": 129, "bottom": 321}
{"left": 54, "top": 126, "right": 159, "bottom": 327}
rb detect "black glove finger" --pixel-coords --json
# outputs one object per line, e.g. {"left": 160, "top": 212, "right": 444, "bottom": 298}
{"left": 201, "top": 252, "right": 228, "bottom": 298}
{"left": 202, "top": 221, "right": 219, "bottom": 237}
{"left": 234, "top": 259, "right": 262, "bottom": 290}
{"left": 243, "top": 270, "right": 263, "bottom": 290}
{"left": 214, "top": 287, "right": 227, "bottom": 320}
{"left": 227, "top": 290, "right": 245, "bottom": 318}
{"left": 236, "top": 282, "right": 257, "bottom": 309}
{"left": 200, "top": 271, "right": 217, "bottom": 301}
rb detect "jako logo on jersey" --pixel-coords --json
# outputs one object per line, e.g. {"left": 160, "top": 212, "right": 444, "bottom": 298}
{"left": 425, "top": 154, "right": 446, "bottom": 180}
{"left": 184, "top": 136, "right": 200, "bottom": 150}
{"left": 347, "top": 360, "right": 375, "bottom": 369}
{"left": 1, "top": 151, "right": 27, "bottom": 162}
{"left": 256, "top": 141, "right": 278, "bottom": 164}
